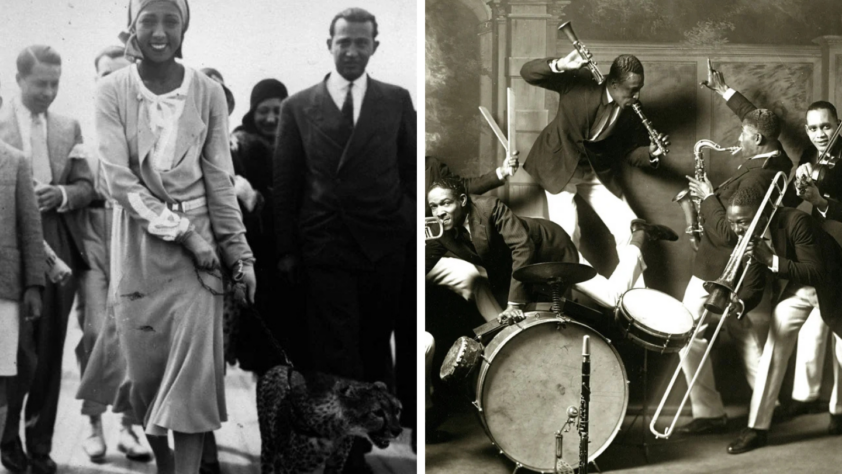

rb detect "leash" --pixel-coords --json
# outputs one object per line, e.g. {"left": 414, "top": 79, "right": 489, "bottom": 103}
{"left": 194, "top": 265, "right": 296, "bottom": 370}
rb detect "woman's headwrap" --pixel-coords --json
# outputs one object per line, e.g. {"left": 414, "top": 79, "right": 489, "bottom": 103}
{"left": 118, "top": 0, "right": 191, "bottom": 62}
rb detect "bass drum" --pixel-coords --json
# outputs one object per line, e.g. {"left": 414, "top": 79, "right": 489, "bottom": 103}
{"left": 474, "top": 312, "right": 628, "bottom": 473}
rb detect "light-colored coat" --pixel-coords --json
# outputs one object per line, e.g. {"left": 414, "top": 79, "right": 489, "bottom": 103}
{"left": 0, "top": 140, "right": 45, "bottom": 300}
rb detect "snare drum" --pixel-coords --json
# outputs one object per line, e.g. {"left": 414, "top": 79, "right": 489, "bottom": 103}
{"left": 474, "top": 312, "right": 627, "bottom": 472}
{"left": 615, "top": 288, "right": 694, "bottom": 354}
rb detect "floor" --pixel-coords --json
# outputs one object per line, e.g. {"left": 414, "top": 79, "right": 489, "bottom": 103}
{"left": 426, "top": 405, "right": 842, "bottom": 473}
{"left": 1, "top": 318, "right": 417, "bottom": 474}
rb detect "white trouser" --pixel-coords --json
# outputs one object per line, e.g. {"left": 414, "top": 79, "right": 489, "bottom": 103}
{"left": 680, "top": 276, "right": 763, "bottom": 418}
{"left": 791, "top": 311, "right": 838, "bottom": 403}
{"left": 750, "top": 287, "right": 842, "bottom": 429}
{"left": 424, "top": 332, "right": 435, "bottom": 409}
{"left": 545, "top": 165, "right": 637, "bottom": 253}
{"left": 574, "top": 245, "right": 646, "bottom": 308}
{"left": 426, "top": 257, "right": 502, "bottom": 321}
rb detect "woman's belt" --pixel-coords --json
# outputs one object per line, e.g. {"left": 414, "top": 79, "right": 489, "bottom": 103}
{"left": 166, "top": 196, "right": 207, "bottom": 213}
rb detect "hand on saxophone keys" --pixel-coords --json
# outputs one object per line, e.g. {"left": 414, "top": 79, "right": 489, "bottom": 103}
{"left": 686, "top": 174, "right": 714, "bottom": 201}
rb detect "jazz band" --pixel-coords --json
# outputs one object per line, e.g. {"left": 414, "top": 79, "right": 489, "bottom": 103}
{"left": 425, "top": 20, "right": 842, "bottom": 471}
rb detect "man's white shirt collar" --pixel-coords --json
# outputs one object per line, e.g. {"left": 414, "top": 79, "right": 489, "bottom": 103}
{"left": 326, "top": 71, "right": 368, "bottom": 126}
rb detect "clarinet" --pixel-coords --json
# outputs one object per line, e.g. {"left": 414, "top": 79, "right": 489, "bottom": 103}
{"left": 579, "top": 335, "right": 590, "bottom": 473}
{"left": 631, "top": 103, "right": 669, "bottom": 160}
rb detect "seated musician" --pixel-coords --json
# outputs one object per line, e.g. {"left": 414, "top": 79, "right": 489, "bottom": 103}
{"left": 673, "top": 70, "right": 793, "bottom": 436}
{"left": 724, "top": 186, "right": 842, "bottom": 454}
{"left": 425, "top": 155, "right": 518, "bottom": 321}
{"left": 425, "top": 176, "right": 677, "bottom": 323}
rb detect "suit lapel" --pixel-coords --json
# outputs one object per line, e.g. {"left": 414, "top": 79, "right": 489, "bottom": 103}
{"left": 337, "top": 79, "right": 382, "bottom": 172}
{"left": 46, "top": 114, "right": 68, "bottom": 184}
{"left": 303, "top": 79, "right": 352, "bottom": 150}
{"left": 468, "top": 210, "right": 489, "bottom": 262}
{"left": 0, "top": 103, "right": 23, "bottom": 150}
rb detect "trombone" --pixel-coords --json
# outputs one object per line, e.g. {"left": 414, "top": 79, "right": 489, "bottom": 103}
{"left": 649, "top": 171, "right": 789, "bottom": 439}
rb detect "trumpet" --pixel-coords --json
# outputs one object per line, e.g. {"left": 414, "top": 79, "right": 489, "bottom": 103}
{"left": 425, "top": 216, "right": 444, "bottom": 240}
{"left": 558, "top": 21, "right": 604, "bottom": 84}
{"left": 650, "top": 171, "right": 788, "bottom": 439}
{"left": 631, "top": 103, "right": 669, "bottom": 158}
{"left": 674, "top": 140, "right": 741, "bottom": 248}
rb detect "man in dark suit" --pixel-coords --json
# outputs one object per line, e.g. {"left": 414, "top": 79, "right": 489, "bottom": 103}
{"left": 779, "top": 101, "right": 842, "bottom": 419}
{"left": 673, "top": 70, "right": 794, "bottom": 436}
{"left": 724, "top": 186, "right": 842, "bottom": 454}
{"left": 0, "top": 45, "right": 94, "bottom": 474}
{"left": 520, "top": 50, "right": 668, "bottom": 256}
{"left": 273, "top": 8, "right": 414, "bottom": 471}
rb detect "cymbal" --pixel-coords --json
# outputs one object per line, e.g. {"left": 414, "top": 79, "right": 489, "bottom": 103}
{"left": 513, "top": 262, "right": 597, "bottom": 284}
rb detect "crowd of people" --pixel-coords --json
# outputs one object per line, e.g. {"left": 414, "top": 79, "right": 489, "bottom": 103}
{"left": 0, "top": 1, "right": 416, "bottom": 473}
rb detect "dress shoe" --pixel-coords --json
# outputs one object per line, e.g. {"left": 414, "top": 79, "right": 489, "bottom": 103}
{"left": 199, "top": 460, "right": 222, "bottom": 474}
{"left": 674, "top": 415, "right": 727, "bottom": 435}
{"left": 83, "top": 415, "right": 107, "bottom": 463}
{"left": 630, "top": 219, "right": 679, "bottom": 242}
{"left": 29, "top": 454, "right": 57, "bottom": 474}
{"left": 117, "top": 426, "right": 152, "bottom": 462}
{"left": 727, "top": 428, "right": 767, "bottom": 455}
{"left": 784, "top": 400, "right": 820, "bottom": 418}
{"left": 829, "top": 414, "right": 842, "bottom": 435}
{"left": 0, "top": 439, "right": 29, "bottom": 473}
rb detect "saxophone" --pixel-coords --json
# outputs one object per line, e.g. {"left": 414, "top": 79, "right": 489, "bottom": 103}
{"left": 673, "top": 139, "right": 741, "bottom": 250}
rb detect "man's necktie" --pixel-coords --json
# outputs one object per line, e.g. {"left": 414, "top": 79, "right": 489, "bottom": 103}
{"left": 457, "top": 226, "right": 478, "bottom": 256}
{"left": 30, "top": 114, "right": 53, "bottom": 183}
{"left": 341, "top": 82, "right": 354, "bottom": 127}
{"left": 590, "top": 102, "right": 619, "bottom": 141}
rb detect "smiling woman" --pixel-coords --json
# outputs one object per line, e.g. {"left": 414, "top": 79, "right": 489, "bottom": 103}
{"left": 94, "top": 0, "right": 257, "bottom": 472}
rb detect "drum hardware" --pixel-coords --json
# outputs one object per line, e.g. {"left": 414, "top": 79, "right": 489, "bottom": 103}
{"left": 554, "top": 431, "right": 575, "bottom": 474}
{"left": 650, "top": 172, "right": 789, "bottom": 439}
{"left": 513, "top": 262, "right": 597, "bottom": 322}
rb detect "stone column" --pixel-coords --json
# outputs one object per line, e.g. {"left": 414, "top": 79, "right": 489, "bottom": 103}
{"left": 813, "top": 36, "right": 842, "bottom": 105}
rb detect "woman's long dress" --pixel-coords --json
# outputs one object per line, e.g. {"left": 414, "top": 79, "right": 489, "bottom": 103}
{"left": 95, "top": 64, "right": 252, "bottom": 435}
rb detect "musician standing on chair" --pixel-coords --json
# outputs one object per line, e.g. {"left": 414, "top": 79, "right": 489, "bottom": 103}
{"left": 425, "top": 177, "right": 677, "bottom": 324}
{"left": 783, "top": 101, "right": 842, "bottom": 421}
{"left": 520, "top": 50, "right": 669, "bottom": 257}
{"left": 723, "top": 186, "right": 842, "bottom": 454}
{"left": 673, "top": 70, "right": 794, "bottom": 436}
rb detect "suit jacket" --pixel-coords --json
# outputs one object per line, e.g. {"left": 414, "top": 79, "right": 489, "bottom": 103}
{"left": 691, "top": 91, "right": 793, "bottom": 281}
{"left": 0, "top": 101, "right": 94, "bottom": 270}
{"left": 519, "top": 59, "right": 653, "bottom": 196}
{"left": 780, "top": 146, "right": 842, "bottom": 247}
{"left": 425, "top": 195, "right": 578, "bottom": 304}
{"left": 424, "top": 155, "right": 504, "bottom": 216}
{"left": 738, "top": 208, "right": 842, "bottom": 337}
{"left": 0, "top": 140, "right": 45, "bottom": 300}
{"left": 274, "top": 75, "right": 416, "bottom": 268}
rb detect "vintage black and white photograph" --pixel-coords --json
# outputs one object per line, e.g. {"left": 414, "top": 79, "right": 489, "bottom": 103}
{"left": 424, "top": 0, "right": 842, "bottom": 473}
{"left": 0, "top": 0, "right": 417, "bottom": 473}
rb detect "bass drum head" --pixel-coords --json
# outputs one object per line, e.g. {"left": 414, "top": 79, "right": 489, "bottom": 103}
{"left": 478, "top": 319, "right": 627, "bottom": 472}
